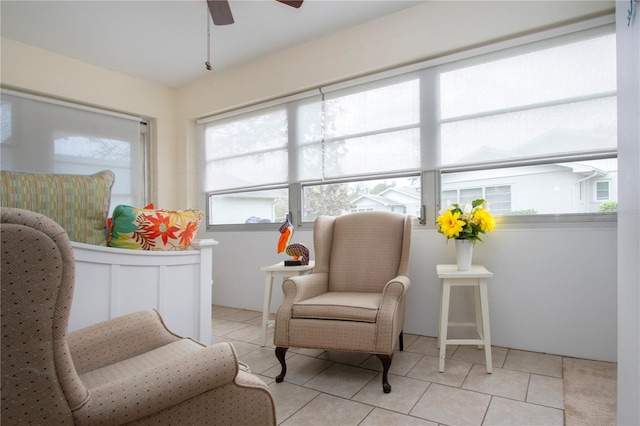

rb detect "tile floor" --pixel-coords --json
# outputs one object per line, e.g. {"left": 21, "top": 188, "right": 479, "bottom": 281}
{"left": 212, "top": 305, "right": 584, "bottom": 425}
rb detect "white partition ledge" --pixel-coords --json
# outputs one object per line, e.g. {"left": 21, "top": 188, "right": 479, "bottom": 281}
{"left": 68, "top": 239, "right": 218, "bottom": 345}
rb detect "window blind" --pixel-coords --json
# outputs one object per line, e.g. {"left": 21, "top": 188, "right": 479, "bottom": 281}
{"left": 1, "top": 91, "right": 144, "bottom": 211}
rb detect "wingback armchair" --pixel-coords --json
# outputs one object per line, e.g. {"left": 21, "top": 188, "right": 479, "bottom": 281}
{"left": 273, "top": 211, "right": 412, "bottom": 393}
{"left": 1, "top": 207, "right": 276, "bottom": 425}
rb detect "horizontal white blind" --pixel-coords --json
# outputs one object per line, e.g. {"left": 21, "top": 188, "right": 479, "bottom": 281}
{"left": 1, "top": 92, "right": 144, "bottom": 211}
{"left": 438, "top": 31, "right": 617, "bottom": 167}
{"left": 302, "top": 75, "right": 421, "bottom": 181}
{"left": 201, "top": 103, "right": 291, "bottom": 192}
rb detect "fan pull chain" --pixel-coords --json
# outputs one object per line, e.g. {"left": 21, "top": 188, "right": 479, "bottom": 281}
{"left": 205, "top": 6, "right": 213, "bottom": 70}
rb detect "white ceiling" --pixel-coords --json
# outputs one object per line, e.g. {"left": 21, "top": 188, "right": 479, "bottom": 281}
{"left": 1, "top": 0, "right": 424, "bottom": 88}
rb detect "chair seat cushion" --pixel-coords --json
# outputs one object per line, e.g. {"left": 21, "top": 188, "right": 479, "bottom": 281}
{"left": 292, "top": 292, "right": 382, "bottom": 323}
{"left": 78, "top": 338, "right": 204, "bottom": 390}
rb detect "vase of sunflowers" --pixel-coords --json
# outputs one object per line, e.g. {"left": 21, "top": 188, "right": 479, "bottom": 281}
{"left": 454, "top": 239, "right": 474, "bottom": 271}
{"left": 436, "top": 199, "right": 496, "bottom": 271}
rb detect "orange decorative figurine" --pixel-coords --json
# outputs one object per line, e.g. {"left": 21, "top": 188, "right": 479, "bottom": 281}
{"left": 277, "top": 218, "right": 309, "bottom": 266}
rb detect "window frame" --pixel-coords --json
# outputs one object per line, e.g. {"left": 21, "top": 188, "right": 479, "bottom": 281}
{"left": 202, "top": 15, "right": 617, "bottom": 232}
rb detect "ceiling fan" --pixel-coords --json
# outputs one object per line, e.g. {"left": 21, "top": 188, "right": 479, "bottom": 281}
{"left": 207, "top": 0, "right": 304, "bottom": 26}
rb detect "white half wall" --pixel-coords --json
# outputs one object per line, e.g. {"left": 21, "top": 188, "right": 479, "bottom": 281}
{"left": 208, "top": 225, "right": 617, "bottom": 362}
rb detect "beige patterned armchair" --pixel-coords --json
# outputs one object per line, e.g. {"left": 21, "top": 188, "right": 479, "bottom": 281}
{"left": 1, "top": 207, "right": 276, "bottom": 425}
{"left": 274, "top": 211, "right": 412, "bottom": 393}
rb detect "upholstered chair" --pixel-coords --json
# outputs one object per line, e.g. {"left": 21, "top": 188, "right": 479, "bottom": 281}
{"left": 1, "top": 207, "right": 276, "bottom": 425}
{"left": 274, "top": 211, "right": 412, "bottom": 393}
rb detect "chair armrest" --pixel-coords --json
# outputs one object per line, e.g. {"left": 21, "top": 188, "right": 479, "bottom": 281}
{"left": 274, "top": 273, "right": 328, "bottom": 347}
{"left": 382, "top": 275, "right": 411, "bottom": 300}
{"left": 378, "top": 275, "right": 411, "bottom": 324}
{"left": 68, "top": 310, "right": 182, "bottom": 374}
{"left": 73, "top": 342, "right": 239, "bottom": 424}
{"left": 282, "top": 272, "right": 329, "bottom": 303}
{"left": 375, "top": 275, "right": 411, "bottom": 354}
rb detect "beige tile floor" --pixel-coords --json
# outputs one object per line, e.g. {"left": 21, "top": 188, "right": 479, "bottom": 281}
{"left": 211, "top": 305, "right": 600, "bottom": 426}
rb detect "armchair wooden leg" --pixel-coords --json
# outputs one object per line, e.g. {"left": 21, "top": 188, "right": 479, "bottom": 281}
{"left": 399, "top": 330, "right": 404, "bottom": 351}
{"left": 375, "top": 354, "right": 393, "bottom": 393}
{"left": 275, "top": 347, "right": 288, "bottom": 383}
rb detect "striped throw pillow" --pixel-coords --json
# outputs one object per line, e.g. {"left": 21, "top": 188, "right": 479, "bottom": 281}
{"left": 0, "top": 170, "right": 115, "bottom": 245}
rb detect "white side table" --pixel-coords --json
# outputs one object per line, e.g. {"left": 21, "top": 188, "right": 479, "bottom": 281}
{"left": 260, "top": 261, "right": 315, "bottom": 346}
{"left": 437, "top": 264, "right": 493, "bottom": 373}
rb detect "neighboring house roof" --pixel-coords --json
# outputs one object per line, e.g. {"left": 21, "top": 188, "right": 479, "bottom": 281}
{"left": 379, "top": 187, "right": 420, "bottom": 198}
{"left": 351, "top": 194, "right": 395, "bottom": 206}
{"left": 351, "top": 187, "right": 420, "bottom": 207}
{"left": 565, "top": 161, "right": 609, "bottom": 176}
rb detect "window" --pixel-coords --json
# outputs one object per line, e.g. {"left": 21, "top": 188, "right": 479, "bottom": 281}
{"left": 201, "top": 96, "right": 315, "bottom": 226}
{"left": 442, "top": 185, "right": 512, "bottom": 215}
{"left": 300, "top": 78, "right": 421, "bottom": 222}
{"left": 203, "top": 106, "right": 288, "bottom": 192}
{"left": 1, "top": 91, "right": 147, "bottom": 212}
{"left": 485, "top": 186, "right": 512, "bottom": 215}
{"left": 201, "top": 20, "right": 616, "bottom": 229}
{"left": 438, "top": 28, "right": 616, "bottom": 217}
{"left": 302, "top": 79, "right": 420, "bottom": 181}
{"left": 303, "top": 176, "right": 420, "bottom": 222}
{"left": 442, "top": 159, "right": 616, "bottom": 215}
{"left": 596, "top": 181, "right": 610, "bottom": 201}
{"left": 201, "top": 77, "right": 422, "bottom": 227}
{"left": 208, "top": 188, "right": 288, "bottom": 225}
{"left": 439, "top": 33, "right": 616, "bottom": 166}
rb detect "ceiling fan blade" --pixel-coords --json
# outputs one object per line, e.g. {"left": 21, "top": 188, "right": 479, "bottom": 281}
{"left": 207, "top": 0, "right": 234, "bottom": 25}
{"left": 276, "top": 0, "right": 303, "bottom": 8}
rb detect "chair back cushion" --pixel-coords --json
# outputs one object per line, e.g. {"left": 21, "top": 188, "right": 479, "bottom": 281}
{"left": 322, "top": 211, "right": 410, "bottom": 293}
{"left": 1, "top": 208, "right": 87, "bottom": 424}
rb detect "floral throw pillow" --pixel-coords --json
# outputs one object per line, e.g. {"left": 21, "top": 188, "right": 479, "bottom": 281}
{"left": 108, "top": 205, "right": 203, "bottom": 251}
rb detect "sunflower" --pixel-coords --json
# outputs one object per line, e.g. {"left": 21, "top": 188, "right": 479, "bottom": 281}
{"left": 436, "top": 209, "right": 465, "bottom": 239}
{"left": 473, "top": 208, "right": 496, "bottom": 233}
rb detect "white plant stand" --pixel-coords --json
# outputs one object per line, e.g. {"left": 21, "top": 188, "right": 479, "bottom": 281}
{"left": 437, "top": 264, "right": 493, "bottom": 373}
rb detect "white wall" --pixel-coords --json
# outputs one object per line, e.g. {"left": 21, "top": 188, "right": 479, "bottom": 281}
{"left": 211, "top": 225, "right": 618, "bottom": 362}
{"left": 615, "top": 1, "right": 640, "bottom": 423}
